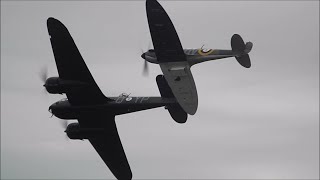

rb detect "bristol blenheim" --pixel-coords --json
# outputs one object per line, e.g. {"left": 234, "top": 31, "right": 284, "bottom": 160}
{"left": 44, "top": 0, "right": 252, "bottom": 179}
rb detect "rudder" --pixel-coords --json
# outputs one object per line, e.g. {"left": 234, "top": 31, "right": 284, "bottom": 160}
{"left": 231, "top": 34, "right": 252, "bottom": 68}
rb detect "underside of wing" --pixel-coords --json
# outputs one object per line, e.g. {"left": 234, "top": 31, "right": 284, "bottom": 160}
{"left": 160, "top": 62, "right": 198, "bottom": 115}
{"left": 78, "top": 115, "right": 132, "bottom": 180}
{"left": 47, "top": 17, "right": 111, "bottom": 105}
{"left": 146, "top": 0, "right": 186, "bottom": 63}
{"left": 146, "top": 0, "right": 197, "bottom": 114}
{"left": 89, "top": 136, "right": 132, "bottom": 180}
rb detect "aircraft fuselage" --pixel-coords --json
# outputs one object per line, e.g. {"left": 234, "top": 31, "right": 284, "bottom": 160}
{"left": 49, "top": 97, "right": 177, "bottom": 120}
{"left": 142, "top": 48, "right": 236, "bottom": 66}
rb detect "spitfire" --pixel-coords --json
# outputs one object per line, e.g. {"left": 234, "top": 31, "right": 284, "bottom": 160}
{"left": 142, "top": 0, "right": 252, "bottom": 115}
{"left": 44, "top": 0, "right": 252, "bottom": 179}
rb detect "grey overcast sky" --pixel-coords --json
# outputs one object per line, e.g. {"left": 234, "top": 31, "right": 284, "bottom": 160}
{"left": 1, "top": 1, "right": 319, "bottom": 179}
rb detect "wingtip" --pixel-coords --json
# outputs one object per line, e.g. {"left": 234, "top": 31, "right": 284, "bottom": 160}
{"left": 47, "top": 17, "right": 57, "bottom": 25}
{"left": 146, "top": 0, "right": 161, "bottom": 9}
{"left": 47, "top": 17, "right": 55, "bottom": 21}
{"left": 46, "top": 17, "right": 68, "bottom": 36}
{"left": 47, "top": 17, "right": 65, "bottom": 27}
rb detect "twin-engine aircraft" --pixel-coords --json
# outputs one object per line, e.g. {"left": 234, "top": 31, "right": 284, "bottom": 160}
{"left": 45, "top": 17, "right": 185, "bottom": 180}
{"left": 44, "top": 0, "right": 252, "bottom": 179}
{"left": 142, "top": 0, "right": 252, "bottom": 115}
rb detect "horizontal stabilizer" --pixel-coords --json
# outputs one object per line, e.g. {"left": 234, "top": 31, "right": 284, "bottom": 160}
{"left": 235, "top": 54, "right": 250, "bottom": 68}
{"left": 156, "top": 75, "right": 187, "bottom": 123}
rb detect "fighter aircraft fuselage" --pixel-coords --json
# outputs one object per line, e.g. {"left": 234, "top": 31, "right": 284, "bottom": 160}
{"left": 142, "top": 46, "right": 252, "bottom": 66}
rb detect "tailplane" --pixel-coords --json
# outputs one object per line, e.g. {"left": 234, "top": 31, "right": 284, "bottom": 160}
{"left": 156, "top": 75, "right": 187, "bottom": 123}
{"left": 231, "top": 34, "right": 252, "bottom": 68}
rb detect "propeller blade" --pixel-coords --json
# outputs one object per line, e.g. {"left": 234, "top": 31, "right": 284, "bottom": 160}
{"left": 64, "top": 133, "right": 69, "bottom": 141}
{"left": 143, "top": 60, "right": 149, "bottom": 76}
{"left": 39, "top": 66, "right": 49, "bottom": 95}
{"left": 39, "top": 66, "right": 48, "bottom": 84}
{"left": 59, "top": 120, "right": 68, "bottom": 130}
{"left": 42, "top": 88, "right": 48, "bottom": 95}
{"left": 139, "top": 41, "right": 152, "bottom": 76}
{"left": 59, "top": 120, "right": 69, "bottom": 140}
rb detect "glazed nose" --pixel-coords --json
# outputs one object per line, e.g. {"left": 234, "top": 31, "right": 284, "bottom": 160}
{"left": 48, "top": 105, "right": 53, "bottom": 113}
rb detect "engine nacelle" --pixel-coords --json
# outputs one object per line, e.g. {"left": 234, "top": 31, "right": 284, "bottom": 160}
{"left": 44, "top": 77, "right": 64, "bottom": 94}
{"left": 44, "top": 77, "right": 90, "bottom": 94}
{"left": 141, "top": 49, "right": 158, "bottom": 64}
{"left": 65, "top": 122, "right": 106, "bottom": 140}
{"left": 49, "top": 99, "right": 78, "bottom": 119}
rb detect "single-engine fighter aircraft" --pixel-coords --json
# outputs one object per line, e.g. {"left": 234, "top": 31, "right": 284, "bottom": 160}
{"left": 141, "top": 0, "right": 253, "bottom": 115}
{"left": 45, "top": 17, "right": 188, "bottom": 180}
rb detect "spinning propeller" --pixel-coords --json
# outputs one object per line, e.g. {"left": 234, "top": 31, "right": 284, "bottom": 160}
{"left": 39, "top": 66, "right": 48, "bottom": 85}
{"left": 39, "top": 66, "right": 48, "bottom": 94}
{"left": 141, "top": 48, "right": 149, "bottom": 76}
{"left": 140, "top": 41, "right": 152, "bottom": 76}
{"left": 60, "top": 120, "right": 68, "bottom": 130}
{"left": 60, "top": 120, "right": 69, "bottom": 140}
{"left": 40, "top": 66, "right": 68, "bottom": 139}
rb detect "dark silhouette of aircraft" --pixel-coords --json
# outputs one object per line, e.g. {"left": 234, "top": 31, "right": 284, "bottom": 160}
{"left": 142, "top": 0, "right": 253, "bottom": 115}
{"left": 44, "top": 0, "right": 252, "bottom": 179}
{"left": 45, "top": 17, "right": 186, "bottom": 180}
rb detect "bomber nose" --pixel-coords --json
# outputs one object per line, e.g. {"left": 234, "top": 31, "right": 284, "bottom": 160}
{"left": 48, "top": 102, "right": 58, "bottom": 113}
{"left": 48, "top": 105, "right": 52, "bottom": 113}
{"left": 48, "top": 105, "right": 54, "bottom": 117}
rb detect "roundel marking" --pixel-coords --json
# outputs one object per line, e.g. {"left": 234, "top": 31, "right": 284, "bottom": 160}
{"left": 198, "top": 48, "right": 213, "bottom": 56}
{"left": 125, "top": 97, "right": 132, "bottom": 101}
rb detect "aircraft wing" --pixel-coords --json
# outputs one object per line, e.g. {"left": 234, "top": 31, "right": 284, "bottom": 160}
{"left": 146, "top": 0, "right": 198, "bottom": 115}
{"left": 146, "top": 0, "right": 186, "bottom": 63}
{"left": 47, "top": 17, "right": 111, "bottom": 106}
{"left": 159, "top": 63, "right": 198, "bottom": 115}
{"left": 77, "top": 114, "right": 132, "bottom": 180}
{"left": 47, "top": 18, "right": 130, "bottom": 179}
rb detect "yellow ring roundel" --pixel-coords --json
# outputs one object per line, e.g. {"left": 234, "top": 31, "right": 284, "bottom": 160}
{"left": 198, "top": 48, "right": 213, "bottom": 56}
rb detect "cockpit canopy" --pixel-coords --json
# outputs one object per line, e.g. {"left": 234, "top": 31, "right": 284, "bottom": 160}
{"left": 119, "top": 93, "right": 130, "bottom": 97}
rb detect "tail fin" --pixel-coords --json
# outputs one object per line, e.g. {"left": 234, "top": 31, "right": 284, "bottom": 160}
{"left": 156, "top": 75, "right": 187, "bottom": 124}
{"left": 231, "top": 34, "right": 252, "bottom": 68}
